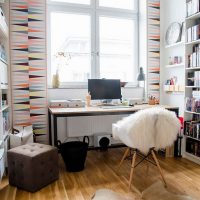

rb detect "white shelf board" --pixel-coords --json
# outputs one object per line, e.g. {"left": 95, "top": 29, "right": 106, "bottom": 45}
{"left": 185, "top": 110, "right": 200, "bottom": 115}
{"left": 186, "top": 12, "right": 200, "bottom": 20}
{"left": 165, "top": 63, "right": 184, "bottom": 68}
{"left": 186, "top": 135, "right": 200, "bottom": 142}
{"left": 0, "top": 105, "right": 9, "bottom": 112}
{"left": 0, "top": 149, "right": 4, "bottom": 160}
{"left": 184, "top": 152, "right": 200, "bottom": 163}
{"left": 165, "top": 41, "right": 184, "bottom": 48}
{"left": 186, "top": 39, "right": 200, "bottom": 45}
{"left": 185, "top": 86, "right": 200, "bottom": 88}
{"left": 186, "top": 67, "right": 200, "bottom": 70}
{"left": 165, "top": 91, "right": 184, "bottom": 94}
{"left": 0, "top": 140, "right": 3, "bottom": 146}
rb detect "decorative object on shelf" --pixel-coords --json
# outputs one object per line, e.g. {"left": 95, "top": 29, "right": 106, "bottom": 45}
{"left": 137, "top": 67, "right": 145, "bottom": 101}
{"left": 181, "top": 22, "right": 185, "bottom": 42}
{"left": 165, "top": 22, "right": 182, "bottom": 45}
{"left": 164, "top": 76, "right": 184, "bottom": 92}
{"left": 168, "top": 56, "right": 182, "bottom": 65}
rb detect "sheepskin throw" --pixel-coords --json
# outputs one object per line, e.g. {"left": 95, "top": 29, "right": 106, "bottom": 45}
{"left": 112, "top": 107, "right": 181, "bottom": 154}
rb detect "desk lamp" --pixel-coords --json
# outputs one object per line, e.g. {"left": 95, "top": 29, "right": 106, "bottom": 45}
{"left": 137, "top": 67, "right": 145, "bottom": 102}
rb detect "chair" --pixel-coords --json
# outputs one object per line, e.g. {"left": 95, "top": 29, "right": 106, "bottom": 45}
{"left": 112, "top": 107, "right": 181, "bottom": 190}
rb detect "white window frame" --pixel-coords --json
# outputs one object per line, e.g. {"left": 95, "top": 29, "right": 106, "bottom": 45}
{"left": 47, "top": 0, "right": 139, "bottom": 88}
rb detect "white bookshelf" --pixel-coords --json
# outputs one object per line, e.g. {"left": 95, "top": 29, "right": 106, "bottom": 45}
{"left": 0, "top": 1, "right": 10, "bottom": 182}
{"left": 184, "top": 3, "right": 200, "bottom": 164}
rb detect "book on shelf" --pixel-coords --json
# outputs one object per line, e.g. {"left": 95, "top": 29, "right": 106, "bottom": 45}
{"left": 187, "top": 44, "right": 200, "bottom": 68}
{"left": 185, "top": 121, "right": 200, "bottom": 139}
{"left": 185, "top": 97, "right": 200, "bottom": 112}
{"left": 187, "top": 19, "right": 200, "bottom": 42}
{"left": 187, "top": 0, "right": 200, "bottom": 17}
{"left": 186, "top": 138, "right": 200, "bottom": 157}
{"left": 186, "top": 70, "right": 200, "bottom": 86}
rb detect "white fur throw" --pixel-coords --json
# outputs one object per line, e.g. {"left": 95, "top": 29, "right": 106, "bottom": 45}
{"left": 112, "top": 107, "right": 181, "bottom": 154}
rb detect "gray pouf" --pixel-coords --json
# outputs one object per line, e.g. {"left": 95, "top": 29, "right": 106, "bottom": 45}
{"left": 7, "top": 143, "right": 59, "bottom": 192}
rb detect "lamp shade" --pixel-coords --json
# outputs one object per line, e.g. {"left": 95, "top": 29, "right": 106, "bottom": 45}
{"left": 137, "top": 67, "right": 145, "bottom": 81}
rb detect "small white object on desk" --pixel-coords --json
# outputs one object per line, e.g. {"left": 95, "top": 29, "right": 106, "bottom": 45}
{"left": 49, "top": 99, "right": 85, "bottom": 108}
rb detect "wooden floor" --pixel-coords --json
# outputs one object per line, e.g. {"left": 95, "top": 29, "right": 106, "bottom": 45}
{"left": 0, "top": 148, "right": 200, "bottom": 200}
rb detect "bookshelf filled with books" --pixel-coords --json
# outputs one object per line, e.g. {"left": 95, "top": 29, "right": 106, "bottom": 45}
{"left": 184, "top": 0, "right": 200, "bottom": 164}
{"left": 0, "top": 1, "right": 10, "bottom": 181}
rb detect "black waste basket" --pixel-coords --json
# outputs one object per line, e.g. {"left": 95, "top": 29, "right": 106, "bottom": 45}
{"left": 57, "top": 136, "right": 89, "bottom": 172}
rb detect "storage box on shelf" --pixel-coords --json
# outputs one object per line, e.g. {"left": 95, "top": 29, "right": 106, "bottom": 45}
{"left": 184, "top": 0, "right": 200, "bottom": 163}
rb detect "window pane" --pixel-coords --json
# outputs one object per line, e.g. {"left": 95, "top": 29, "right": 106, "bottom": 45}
{"left": 99, "top": 17, "right": 136, "bottom": 82}
{"left": 51, "top": 13, "right": 91, "bottom": 82}
{"left": 50, "top": 0, "right": 90, "bottom": 5}
{"left": 99, "top": 0, "right": 134, "bottom": 10}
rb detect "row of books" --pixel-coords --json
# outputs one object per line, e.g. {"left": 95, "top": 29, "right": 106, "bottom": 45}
{"left": 187, "top": 71, "right": 200, "bottom": 86}
{"left": 187, "top": 0, "right": 200, "bottom": 17}
{"left": 186, "top": 138, "right": 200, "bottom": 157}
{"left": 188, "top": 44, "right": 200, "bottom": 67}
{"left": 185, "top": 97, "right": 200, "bottom": 113}
{"left": 185, "top": 121, "right": 200, "bottom": 140}
{"left": 187, "top": 23, "right": 200, "bottom": 42}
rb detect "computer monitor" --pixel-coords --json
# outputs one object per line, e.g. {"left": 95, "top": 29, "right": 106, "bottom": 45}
{"left": 88, "top": 79, "right": 121, "bottom": 100}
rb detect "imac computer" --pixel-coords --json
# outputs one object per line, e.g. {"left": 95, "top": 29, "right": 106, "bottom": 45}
{"left": 88, "top": 79, "right": 122, "bottom": 103}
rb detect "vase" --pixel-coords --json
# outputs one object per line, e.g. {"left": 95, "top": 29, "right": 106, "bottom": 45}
{"left": 52, "top": 70, "right": 60, "bottom": 88}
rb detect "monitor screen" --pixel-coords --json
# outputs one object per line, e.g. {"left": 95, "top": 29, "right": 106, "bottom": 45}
{"left": 88, "top": 79, "right": 121, "bottom": 100}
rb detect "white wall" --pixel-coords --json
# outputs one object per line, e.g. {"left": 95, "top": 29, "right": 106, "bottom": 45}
{"left": 160, "top": 0, "right": 185, "bottom": 116}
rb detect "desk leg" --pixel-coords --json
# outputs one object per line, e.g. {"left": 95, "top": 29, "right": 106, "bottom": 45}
{"left": 53, "top": 115, "right": 58, "bottom": 147}
{"left": 48, "top": 110, "right": 52, "bottom": 145}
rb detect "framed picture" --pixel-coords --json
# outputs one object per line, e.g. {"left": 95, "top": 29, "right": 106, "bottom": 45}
{"left": 181, "top": 22, "right": 185, "bottom": 42}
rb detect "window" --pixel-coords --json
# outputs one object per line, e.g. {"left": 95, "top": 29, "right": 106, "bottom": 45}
{"left": 51, "top": 13, "right": 91, "bottom": 82}
{"left": 50, "top": 0, "right": 90, "bottom": 5}
{"left": 99, "top": 0, "right": 135, "bottom": 10}
{"left": 48, "top": 0, "right": 138, "bottom": 87}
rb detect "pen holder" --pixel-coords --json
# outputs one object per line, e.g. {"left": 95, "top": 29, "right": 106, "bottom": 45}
{"left": 148, "top": 99, "right": 156, "bottom": 105}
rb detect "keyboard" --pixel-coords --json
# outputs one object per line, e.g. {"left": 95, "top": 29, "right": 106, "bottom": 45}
{"left": 100, "top": 105, "right": 132, "bottom": 109}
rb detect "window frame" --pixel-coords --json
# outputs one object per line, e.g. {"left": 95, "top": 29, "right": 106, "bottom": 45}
{"left": 47, "top": 0, "right": 139, "bottom": 88}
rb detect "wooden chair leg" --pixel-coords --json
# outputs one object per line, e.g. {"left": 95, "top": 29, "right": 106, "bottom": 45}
{"left": 151, "top": 150, "right": 167, "bottom": 187}
{"left": 129, "top": 150, "right": 137, "bottom": 189}
{"left": 117, "top": 148, "right": 130, "bottom": 172}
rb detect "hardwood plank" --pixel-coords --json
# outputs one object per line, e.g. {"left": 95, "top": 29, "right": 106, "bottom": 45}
{"left": 1, "top": 148, "right": 200, "bottom": 200}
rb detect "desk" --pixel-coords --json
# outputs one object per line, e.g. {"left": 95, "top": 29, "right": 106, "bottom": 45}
{"left": 48, "top": 104, "right": 179, "bottom": 153}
